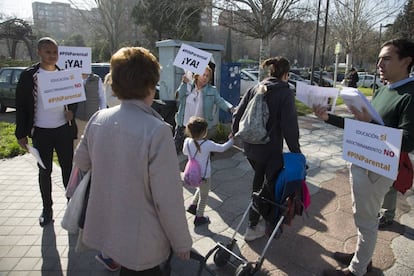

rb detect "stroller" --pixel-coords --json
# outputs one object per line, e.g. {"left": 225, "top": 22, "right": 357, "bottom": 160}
{"left": 202, "top": 152, "right": 309, "bottom": 276}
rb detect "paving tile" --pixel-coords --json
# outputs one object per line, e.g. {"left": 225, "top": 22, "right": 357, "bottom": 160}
{"left": 0, "top": 115, "right": 412, "bottom": 275}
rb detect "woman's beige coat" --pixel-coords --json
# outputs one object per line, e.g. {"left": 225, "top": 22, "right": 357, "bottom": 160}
{"left": 74, "top": 100, "right": 192, "bottom": 271}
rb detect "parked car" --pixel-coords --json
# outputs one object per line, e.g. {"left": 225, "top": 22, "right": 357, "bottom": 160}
{"left": 91, "top": 62, "right": 110, "bottom": 80}
{"left": 310, "top": 72, "right": 334, "bottom": 87}
{"left": 240, "top": 69, "right": 296, "bottom": 97}
{"left": 288, "top": 72, "right": 311, "bottom": 88}
{"left": 290, "top": 67, "right": 310, "bottom": 79}
{"left": 0, "top": 67, "right": 25, "bottom": 112}
{"left": 240, "top": 69, "right": 259, "bottom": 96}
{"left": 357, "top": 74, "right": 383, "bottom": 89}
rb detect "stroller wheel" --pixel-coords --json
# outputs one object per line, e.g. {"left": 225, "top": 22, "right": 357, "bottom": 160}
{"left": 235, "top": 263, "right": 255, "bottom": 276}
{"left": 213, "top": 248, "right": 230, "bottom": 267}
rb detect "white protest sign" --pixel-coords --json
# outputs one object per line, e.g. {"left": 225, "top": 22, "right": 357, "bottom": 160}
{"left": 343, "top": 118, "right": 402, "bottom": 180}
{"left": 37, "top": 69, "right": 86, "bottom": 109}
{"left": 173, "top": 44, "right": 212, "bottom": 75}
{"left": 296, "top": 82, "right": 339, "bottom": 112}
{"left": 57, "top": 46, "right": 91, "bottom": 74}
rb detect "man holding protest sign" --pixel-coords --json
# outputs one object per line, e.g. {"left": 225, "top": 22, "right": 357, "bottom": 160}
{"left": 313, "top": 38, "right": 414, "bottom": 276}
{"left": 15, "top": 37, "right": 77, "bottom": 227}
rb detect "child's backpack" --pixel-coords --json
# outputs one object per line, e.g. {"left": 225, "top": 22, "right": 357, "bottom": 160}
{"left": 183, "top": 140, "right": 207, "bottom": 187}
{"left": 235, "top": 84, "right": 270, "bottom": 144}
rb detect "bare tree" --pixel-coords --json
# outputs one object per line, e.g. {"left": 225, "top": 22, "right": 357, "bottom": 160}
{"left": 213, "top": 0, "right": 310, "bottom": 71}
{"left": 0, "top": 18, "right": 35, "bottom": 60}
{"left": 68, "top": 0, "right": 136, "bottom": 55}
{"left": 389, "top": 0, "right": 414, "bottom": 40}
{"left": 132, "top": 0, "right": 204, "bottom": 48}
{"left": 330, "top": 0, "right": 403, "bottom": 72}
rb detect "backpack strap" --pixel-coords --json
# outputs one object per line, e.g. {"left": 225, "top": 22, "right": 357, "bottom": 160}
{"left": 188, "top": 139, "right": 206, "bottom": 158}
{"left": 188, "top": 139, "right": 209, "bottom": 179}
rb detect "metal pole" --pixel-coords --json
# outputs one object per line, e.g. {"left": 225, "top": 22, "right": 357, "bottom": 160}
{"left": 334, "top": 53, "right": 339, "bottom": 87}
{"left": 310, "top": 0, "right": 322, "bottom": 86}
{"left": 372, "top": 24, "right": 382, "bottom": 94}
{"left": 320, "top": 0, "right": 330, "bottom": 86}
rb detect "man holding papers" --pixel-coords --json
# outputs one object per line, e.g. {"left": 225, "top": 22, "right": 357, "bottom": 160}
{"left": 15, "top": 37, "right": 77, "bottom": 227}
{"left": 314, "top": 38, "right": 414, "bottom": 276}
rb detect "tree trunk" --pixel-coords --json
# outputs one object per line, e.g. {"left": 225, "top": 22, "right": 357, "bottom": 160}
{"left": 259, "top": 36, "right": 271, "bottom": 80}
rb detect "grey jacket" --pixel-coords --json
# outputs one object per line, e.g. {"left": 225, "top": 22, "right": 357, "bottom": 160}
{"left": 74, "top": 100, "right": 192, "bottom": 270}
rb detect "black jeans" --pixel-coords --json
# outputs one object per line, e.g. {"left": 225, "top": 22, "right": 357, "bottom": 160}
{"left": 120, "top": 265, "right": 162, "bottom": 276}
{"left": 32, "top": 123, "right": 73, "bottom": 211}
{"left": 247, "top": 158, "right": 267, "bottom": 227}
{"left": 173, "top": 125, "right": 186, "bottom": 153}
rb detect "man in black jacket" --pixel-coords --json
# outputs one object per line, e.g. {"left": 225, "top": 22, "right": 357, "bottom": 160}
{"left": 15, "top": 37, "right": 77, "bottom": 227}
{"left": 347, "top": 67, "right": 359, "bottom": 88}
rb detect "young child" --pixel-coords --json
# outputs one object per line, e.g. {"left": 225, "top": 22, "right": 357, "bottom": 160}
{"left": 183, "top": 116, "right": 234, "bottom": 226}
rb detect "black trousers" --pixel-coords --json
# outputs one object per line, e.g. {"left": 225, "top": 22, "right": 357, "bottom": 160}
{"left": 247, "top": 158, "right": 267, "bottom": 227}
{"left": 32, "top": 123, "right": 73, "bottom": 211}
{"left": 120, "top": 265, "right": 162, "bottom": 276}
{"left": 173, "top": 125, "right": 186, "bottom": 153}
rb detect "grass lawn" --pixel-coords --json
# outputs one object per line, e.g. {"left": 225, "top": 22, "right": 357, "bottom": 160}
{"left": 0, "top": 122, "right": 26, "bottom": 159}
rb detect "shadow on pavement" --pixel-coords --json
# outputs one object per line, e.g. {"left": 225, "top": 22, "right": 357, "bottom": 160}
{"left": 41, "top": 223, "right": 64, "bottom": 275}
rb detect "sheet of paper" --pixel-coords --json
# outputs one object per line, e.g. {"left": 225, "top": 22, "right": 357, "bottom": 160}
{"left": 27, "top": 145, "right": 46, "bottom": 169}
{"left": 339, "top": 88, "right": 384, "bottom": 125}
{"left": 295, "top": 82, "right": 340, "bottom": 112}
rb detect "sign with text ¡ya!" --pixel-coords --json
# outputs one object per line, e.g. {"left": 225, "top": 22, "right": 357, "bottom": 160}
{"left": 342, "top": 118, "right": 402, "bottom": 180}
{"left": 57, "top": 46, "right": 92, "bottom": 74}
{"left": 37, "top": 69, "right": 86, "bottom": 110}
{"left": 173, "top": 43, "right": 212, "bottom": 75}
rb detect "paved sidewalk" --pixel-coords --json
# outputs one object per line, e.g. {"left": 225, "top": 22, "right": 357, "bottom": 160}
{"left": 0, "top": 115, "right": 413, "bottom": 275}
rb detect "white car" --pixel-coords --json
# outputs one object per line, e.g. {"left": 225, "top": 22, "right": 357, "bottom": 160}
{"left": 240, "top": 69, "right": 259, "bottom": 96}
{"left": 357, "top": 74, "right": 384, "bottom": 89}
{"left": 240, "top": 69, "right": 295, "bottom": 97}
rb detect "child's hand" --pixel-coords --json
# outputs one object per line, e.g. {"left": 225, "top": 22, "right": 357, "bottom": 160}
{"left": 228, "top": 133, "right": 234, "bottom": 139}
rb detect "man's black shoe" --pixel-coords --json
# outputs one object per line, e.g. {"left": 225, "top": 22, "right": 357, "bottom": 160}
{"left": 322, "top": 268, "right": 356, "bottom": 276}
{"left": 378, "top": 216, "right": 393, "bottom": 229}
{"left": 333, "top": 252, "right": 372, "bottom": 272}
{"left": 39, "top": 209, "right": 53, "bottom": 227}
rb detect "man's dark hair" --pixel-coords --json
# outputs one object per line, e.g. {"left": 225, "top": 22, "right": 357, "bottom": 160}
{"left": 382, "top": 38, "right": 414, "bottom": 73}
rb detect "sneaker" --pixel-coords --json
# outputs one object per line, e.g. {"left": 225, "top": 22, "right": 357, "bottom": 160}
{"left": 379, "top": 216, "right": 393, "bottom": 229}
{"left": 194, "top": 216, "right": 210, "bottom": 226}
{"left": 244, "top": 224, "right": 266, "bottom": 241}
{"left": 186, "top": 204, "right": 197, "bottom": 215}
{"left": 39, "top": 209, "right": 53, "bottom": 227}
{"left": 95, "top": 254, "right": 121, "bottom": 272}
{"left": 333, "top": 252, "right": 372, "bottom": 272}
